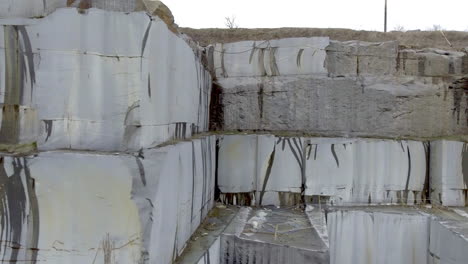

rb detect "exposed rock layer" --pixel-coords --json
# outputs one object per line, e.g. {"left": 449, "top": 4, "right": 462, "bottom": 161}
{"left": 212, "top": 39, "right": 468, "bottom": 138}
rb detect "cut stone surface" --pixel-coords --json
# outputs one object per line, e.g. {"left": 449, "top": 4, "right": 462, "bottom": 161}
{"left": 0, "top": 8, "right": 211, "bottom": 151}
{"left": 430, "top": 140, "right": 468, "bottom": 206}
{"left": 328, "top": 207, "right": 430, "bottom": 264}
{"left": 0, "top": 136, "right": 216, "bottom": 264}
{"left": 180, "top": 206, "right": 330, "bottom": 264}
{"left": 179, "top": 205, "right": 468, "bottom": 264}
{"left": 212, "top": 37, "right": 329, "bottom": 78}
{"left": 218, "top": 135, "right": 428, "bottom": 206}
{"left": 0, "top": 0, "right": 172, "bottom": 18}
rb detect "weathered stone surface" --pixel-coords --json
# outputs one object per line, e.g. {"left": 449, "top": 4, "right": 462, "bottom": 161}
{"left": 0, "top": 8, "right": 211, "bottom": 151}
{"left": 326, "top": 40, "right": 399, "bottom": 77}
{"left": 218, "top": 135, "right": 428, "bottom": 206}
{"left": 221, "top": 75, "right": 467, "bottom": 138}
{"left": 212, "top": 37, "right": 329, "bottom": 78}
{"left": 397, "top": 49, "right": 466, "bottom": 77}
{"left": 215, "top": 38, "right": 468, "bottom": 138}
{"left": 140, "top": 0, "right": 174, "bottom": 26}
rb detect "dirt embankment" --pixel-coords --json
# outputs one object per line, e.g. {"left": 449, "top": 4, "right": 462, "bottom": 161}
{"left": 179, "top": 27, "right": 468, "bottom": 50}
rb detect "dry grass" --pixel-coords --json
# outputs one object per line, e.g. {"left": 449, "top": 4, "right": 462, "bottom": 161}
{"left": 180, "top": 27, "right": 468, "bottom": 51}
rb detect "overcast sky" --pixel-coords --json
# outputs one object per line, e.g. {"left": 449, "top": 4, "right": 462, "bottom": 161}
{"left": 164, "top": 0, "right": 468, "bottom": 31}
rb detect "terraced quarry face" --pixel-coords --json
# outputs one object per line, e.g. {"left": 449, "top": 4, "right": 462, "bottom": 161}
{"left": 0, "top": 1, "right": 467, "bottom": 264}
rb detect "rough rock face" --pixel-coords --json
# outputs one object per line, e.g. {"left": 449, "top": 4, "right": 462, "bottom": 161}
{"left": 211, "top": 38, "right": 468, "bottom": 138}
{"left": 0, "top": 8, "right": 211, "bottom": 152}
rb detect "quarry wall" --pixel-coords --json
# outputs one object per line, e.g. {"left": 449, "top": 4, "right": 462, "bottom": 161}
{"left": 0, "top": 1, "right": 466, "bottom": 263}
{"left": 210, "top": 38, "right": 468, "bottom": 138}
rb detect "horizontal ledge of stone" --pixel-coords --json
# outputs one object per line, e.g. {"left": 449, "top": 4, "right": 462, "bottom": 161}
{"left": 0, "top": 134, "right": 215, "bottom": 157}
{"left": 214, "top": 130, "right": 468, "bottom": 143}
{"left": 0, "top": 142, "right": 38, "bottom": 156}
{"left": 215, "top": 72, "right": 467, "bottom": 80}
{"left": 1, "top": 132, "right": 465, "bottom": 156}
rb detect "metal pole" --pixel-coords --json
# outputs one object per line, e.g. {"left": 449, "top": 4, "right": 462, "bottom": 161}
{"left": 384, "top": 0, "right": 387, "bottom": 32}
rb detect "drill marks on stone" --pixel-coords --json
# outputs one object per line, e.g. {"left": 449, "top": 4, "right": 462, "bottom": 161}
{"left": 101, "top": 234, "right": 115, "bottom": 264}
{"left": 191, "top": 141, "right": 196, "bottom": 222}
{"left": 448, "top": 58, "right": 455, "bottom": 74}
{"left": 401, "top": 51, "right": 408, "bottom": 72}
{"left": 17, "top": 26, "right": 35, "bottom": 102}
{"left": 43, "top": 120, "right": 53, "bottom": 142}
{"left": 124, "top": 102, "right": 140, "bottom": 125}
{"left": 331, "top": 144, "right": 339, "bottom": 168}
{"left": 248, "top": 42, "right": 256, "bottom": 64}
{"left": 314, "top": 144, "right": 318, "bottom": 160}
{"left": 356, "top": 52, "right": 360, "bottom": 76}
{"left": 286, "top": 138, "right": 302, "bottom": 172}
{"left": 450, "top": 77, "right": 468, "bottom": 125}
{"left": 462, "top": 143, "right": 468, "bottom": 190}
{"left": 123, "top": 102, "right": 141, "bottom": 147}
{"left": 400, "top": 141, "right": 405, "bottom": 152}
{"left": 220, "top": 44, "right": 227, "bottom": 78}
{"left": 147, "top": 74, "right": 151, "bottom": 98}
{"left": 305, "top": 143, "right": 313, "bottom": 160}
{"left": 259, "top": 147, "right": 276, "bottom": 206}
{"left": 140, "top": 20, "right": 152, "bottom": 68}
{"left": 423, "top": 142, "right": 431, "bottom": 202}
{"left": 396, "top": 49, "right": 401, "bottom": 72}
{"left": 297, "top": 49, "right": 305, "bottom": 68}
{"left": 195, "top": 58, "right": 202, "bottom": 127}
{"left": 257, "top": 83, "right": 264, "bottom": 120}
{"left": 404, "top": 145, "right": 412, "bottom": 203}
{"left": 0, "top": 26, "right": 36, "bottom": 144}
{"left": 201, "top": 140, "right": 207, "bottom": 217}
{"left": 175, "top": 122, "right": 187, "bottom": 140}
{"left": 257, "top": 48, "right": 266, "bottom": 76}
{"left": 277, "top": 137, "right": 307, "bottom": 202}
{"left": 462, "top": 54, "right": 468, "bottom": 74}
{"left": 0, "top": 157, "right": 39, "bottom": 264}
{"left": 135, "top": 157, "right": 146, "bottom": 186}
{"left": 418, "top": 56, "right": 426, "bottom": 76}
{"left": 269, "top": 47, "right": 280, "bottom": 76}
{"left": 220, "top": 192, "right": 255, "bottom": 206}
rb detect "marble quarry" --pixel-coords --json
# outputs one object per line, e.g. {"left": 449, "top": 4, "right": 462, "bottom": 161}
{"left": 0, "top": 1, "right": 466, "bottom": 263}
